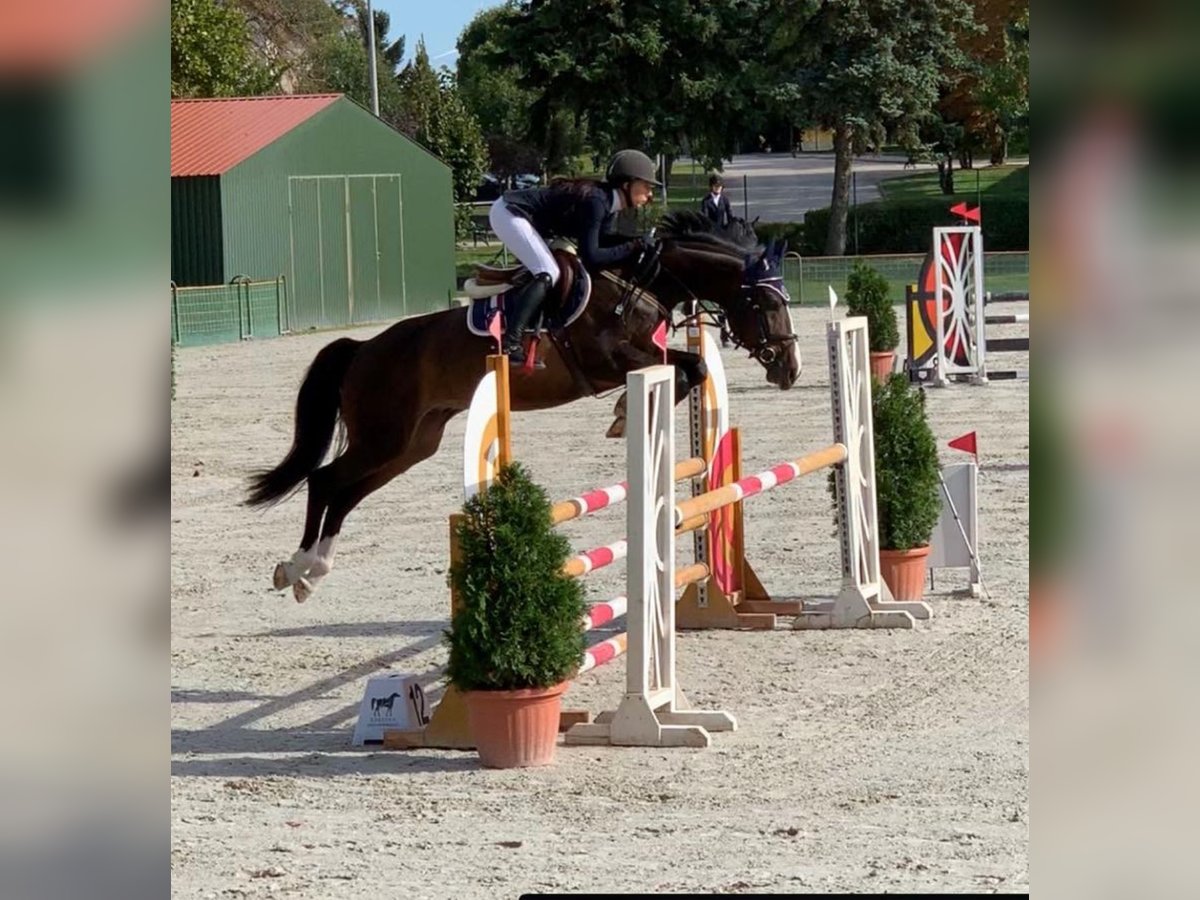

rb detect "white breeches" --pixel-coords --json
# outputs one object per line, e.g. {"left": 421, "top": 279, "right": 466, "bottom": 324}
{"left": 488, "top": 199, "right": 561, "bottom": 285}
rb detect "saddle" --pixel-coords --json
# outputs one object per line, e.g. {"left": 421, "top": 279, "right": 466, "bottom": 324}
{"left": 465, "top": 238, "right": 578, "bottom": 304}
{"left": 465, "top": 241, "right": 591, "bottom": 338}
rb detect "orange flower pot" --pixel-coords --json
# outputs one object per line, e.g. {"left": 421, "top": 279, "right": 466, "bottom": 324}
{"left": 869, "top": 351, "right": 896, "bottom": 383}
{"left": 464, "top": 682, "right": 568, "bottom": 768}
{"left": 879, "top": 545, "right": 931, "bottom": 602}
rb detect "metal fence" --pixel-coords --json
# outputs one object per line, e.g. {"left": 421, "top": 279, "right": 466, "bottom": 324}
{"left": 780, "top": 251, "right": 1029, "bottom": 305}
{"left": 171, "top": 276, "right": 289, "bottom": 347}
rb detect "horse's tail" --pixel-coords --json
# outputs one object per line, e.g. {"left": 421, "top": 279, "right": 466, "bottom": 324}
{"left": 244, "top": 337, "right": 360, "bottom": 508}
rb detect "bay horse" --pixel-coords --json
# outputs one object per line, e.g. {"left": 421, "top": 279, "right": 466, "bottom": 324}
{"left": 246, "top": 212, "right": 800, "bottom": 601}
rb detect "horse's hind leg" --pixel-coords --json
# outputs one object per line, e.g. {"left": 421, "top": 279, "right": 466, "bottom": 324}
{"left": 294, "top": 410, "right": 457, "bottom": 602}
{"left": 605, "top": 350, "right": 707, "bottom": 439}
{"left": 272, "top": 446, "right": 383, "bottom": 598}
{"left": 272, "top": 463, "right": 341, "bottom": 590}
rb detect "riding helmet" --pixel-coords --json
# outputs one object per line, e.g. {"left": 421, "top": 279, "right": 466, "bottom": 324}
{"left": 605, "top": 149, "right": 663, "bottom": 187}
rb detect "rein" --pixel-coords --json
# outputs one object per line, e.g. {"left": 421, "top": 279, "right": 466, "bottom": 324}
{"left": 621, "top": 252, "right": 798, "bottom": 366}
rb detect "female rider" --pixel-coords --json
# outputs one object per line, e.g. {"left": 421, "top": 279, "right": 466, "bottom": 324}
{"left": 487, "top": 149, "right": 661, "bottom": 365}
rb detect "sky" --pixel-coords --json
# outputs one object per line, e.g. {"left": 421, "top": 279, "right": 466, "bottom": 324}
{"left": 374, "top": 0, "right": 499, "bottom": 71}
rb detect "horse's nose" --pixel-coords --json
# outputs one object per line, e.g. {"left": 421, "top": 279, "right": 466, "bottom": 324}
{"left": 775, "top": 345, "right": 800, "bottom": 389}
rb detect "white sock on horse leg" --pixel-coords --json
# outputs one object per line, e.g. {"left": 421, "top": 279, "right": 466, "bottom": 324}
{"left": 305, "top": 536, "right": 337, "bottom": 582}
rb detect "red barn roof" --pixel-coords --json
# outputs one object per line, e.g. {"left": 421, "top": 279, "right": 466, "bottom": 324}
{"left": 171, "top": 95, "right": 341, "bottom": 177}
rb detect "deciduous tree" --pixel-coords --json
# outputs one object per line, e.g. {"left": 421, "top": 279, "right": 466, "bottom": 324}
{"left": 171, "top": 0, "right": 278, "bottom": 97}
{"left": 767, "top": 0, "right": 977, "bottom": 254}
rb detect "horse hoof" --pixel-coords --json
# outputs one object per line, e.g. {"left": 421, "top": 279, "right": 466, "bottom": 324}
{"left": 612, "top": 392, "right": 628, "bottom": 417}
{"left": 293, "top": 578, "right": 313, "bottom": 603}
{"left": 272, "top": 562, "right": 292, "bottom": 591}
{"left": 606, "top": 417, "right": 626, "bottom": 439}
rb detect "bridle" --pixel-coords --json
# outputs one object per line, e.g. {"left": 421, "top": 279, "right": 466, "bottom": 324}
{"left": 624, "top": 242, "right": 797, "bottom": 367}
{"left": 732, "top": 272, "right": 798, "bottom": 366}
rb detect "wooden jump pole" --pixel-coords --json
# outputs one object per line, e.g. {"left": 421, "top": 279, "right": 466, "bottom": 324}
{"left": 673, "top": 444, "right": 848, "bottom": 525}
{"left": 550, "top": 456, "right": 707, "bottom": 525}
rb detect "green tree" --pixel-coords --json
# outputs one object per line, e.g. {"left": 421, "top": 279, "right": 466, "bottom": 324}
{"left": 976, "top": 8, "right": 1029, "bottom": 163}
{"left": 500, "top": 1, "right": 767, "bottom": 177}
{"left": 429, "top": 79, "right": 489, "bottom": 201}
{"left": 348, "top": 1, "right": 405, "bottom": 73}
{"left": 171, "top": 0, "right": 278, "bottom": 97}
{"left": 768, "top": 0, "right": 977, "bottom": 254}
{"left": 457, "top": 6, "right": 533, "bottom": 138}
{"left": 309, "top": 27, "right": 405, "bottom": 123}
{"left": 311, "top": 29, "right": 370, "bottom": 96}
{"left": 457, "top": 6, "right": 544, "bottom": 181}
{"left": 398, "top": 40, "right": 488, "bottom": 201}
{"left": 397, "top": 39, "right": 444, "bottom": 137}
{"left": 294, "top": 2, "right": 411, "bottom": 130}
{"left": 232, "top": 0, "right": 345, "bottom": 89}
{"left": 934, "top": 0, "right": 1028, "bottom": 167}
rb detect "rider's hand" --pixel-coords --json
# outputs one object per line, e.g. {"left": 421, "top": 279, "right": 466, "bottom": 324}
{"left": 632, "top": 237, "right": 661, "bottom": 282}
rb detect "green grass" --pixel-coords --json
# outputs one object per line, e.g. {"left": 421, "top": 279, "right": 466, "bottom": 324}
{"left": 780, "top": 252, "right": 1029, "bottom": 305}
{"left": 787, "top": 272, "right": 1030, "bottom": 306}
{"left": 878, "top": 164, "right": 1029, "bottom": 202}
{"left": 662, "top": 166, "right": 714, "bottom": 207}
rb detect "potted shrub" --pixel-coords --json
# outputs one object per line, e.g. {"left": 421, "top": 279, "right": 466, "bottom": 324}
{"left": 845, "top": 262, "right": 900, "bottom": 382}
{"left": 445, "top": 462, "right": 587, "bottom": 768}
{"left": 872, "top": 373, "right": 943, "bottom": 601}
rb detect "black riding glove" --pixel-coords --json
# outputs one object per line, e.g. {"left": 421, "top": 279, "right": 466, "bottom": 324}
{"left": 632, "top": 237, "right": 662, "bottom": 283}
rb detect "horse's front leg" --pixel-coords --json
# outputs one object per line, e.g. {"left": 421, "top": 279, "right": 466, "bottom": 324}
{"left": 604, "top": 347, "right": 709, "bottom": 438}
{"left": 665, "top": 348, "right": 708, "bottom": 405}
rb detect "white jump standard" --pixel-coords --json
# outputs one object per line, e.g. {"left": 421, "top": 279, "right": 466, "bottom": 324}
{"left": 565, "top": 318, "right": 929, "bottom": 749}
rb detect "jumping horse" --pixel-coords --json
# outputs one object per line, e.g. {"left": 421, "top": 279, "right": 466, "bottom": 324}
{"left": 246, "top": 212, "right": 800, "bottom": 601}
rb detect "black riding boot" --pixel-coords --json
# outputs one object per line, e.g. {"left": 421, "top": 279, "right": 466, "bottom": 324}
{"left": 502, "top": 272, "right": 552, "bottom": 367}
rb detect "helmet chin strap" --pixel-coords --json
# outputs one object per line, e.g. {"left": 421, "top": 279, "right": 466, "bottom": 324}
{"left": 619, "top": 182, "right": 633, "bottom": 209}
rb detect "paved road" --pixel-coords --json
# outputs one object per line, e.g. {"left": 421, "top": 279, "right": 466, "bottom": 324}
{"left": 672, "top": 152, "right": 939, "bottom": 223}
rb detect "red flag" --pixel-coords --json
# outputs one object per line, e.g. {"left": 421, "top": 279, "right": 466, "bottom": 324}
{"left": 651, "top": 320, "right": 668, "bottom": 363}
{"left": 950, "top": 201, "right": 981, "bottom": 223}
{"left": 487, "top": 308, "right": 502, "bottom": 353}
{"left": 948, "top": 431, "right": 978, "bottom": 456}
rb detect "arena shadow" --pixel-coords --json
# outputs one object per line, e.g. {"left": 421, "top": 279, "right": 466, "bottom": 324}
{"left": 984, "top": 463, "right": 1030, "bottom": 472}
{"left": 172, "top": 749, "right": 480, "bottom": 778}
{"left": 250, "top": 619, "right": 448, "bottom": 639}
{"left": 172, "top": 635, "right": 450, "bottom": 775}
{"left": 171, "top": 689, "right": 277, "bottom": 704}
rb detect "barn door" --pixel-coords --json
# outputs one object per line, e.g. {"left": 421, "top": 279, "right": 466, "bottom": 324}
{"left": 289, "top": 174, "right": 404, "bottom": 329}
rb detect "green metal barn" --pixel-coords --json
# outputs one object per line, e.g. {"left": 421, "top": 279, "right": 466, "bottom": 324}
{"left": 171, "top": 94, "right": 455, "bottom": 345}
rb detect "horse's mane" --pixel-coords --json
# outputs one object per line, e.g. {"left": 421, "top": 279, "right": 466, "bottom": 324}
{"left": 657, "top": 210, "right": 762, "bottom": 258}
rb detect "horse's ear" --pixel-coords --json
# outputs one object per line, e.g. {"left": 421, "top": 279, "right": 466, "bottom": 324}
{"left": 777, "top": 240, "right": 788, "bottom": 260}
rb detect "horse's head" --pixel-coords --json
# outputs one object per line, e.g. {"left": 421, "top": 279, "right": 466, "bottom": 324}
{"left": 726, "top": 238, "right": 800, "bottom": 388}
{"left": 654, "top": 212, "right": 800, "bottom": 390}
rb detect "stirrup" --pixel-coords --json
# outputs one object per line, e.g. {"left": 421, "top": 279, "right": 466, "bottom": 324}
{"left": 506, "top": 339, "right": 545, "bottom": 371}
